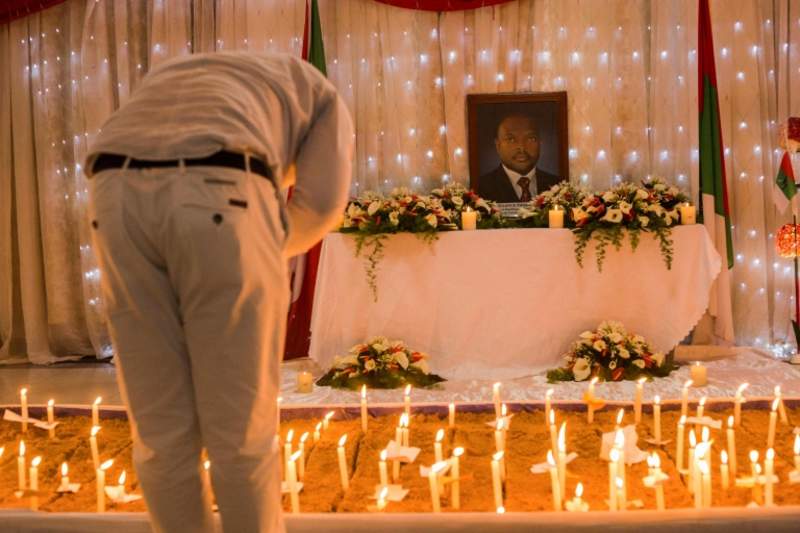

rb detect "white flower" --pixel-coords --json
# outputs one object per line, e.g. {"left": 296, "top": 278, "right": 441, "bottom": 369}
{"left": 601, "top": 208, "right": 623, "bottom": 223}
{"left": 608, "top": 359, "right": 617, "bottom": 370}
{"left": 654, "top": 182, "right": 667, "bottom": 192}
{"left": 608, "top": 332, "right": 624, "bottom": 344}
{"left": 632, "top": 359, "right": 645, "bottom": 368}
{"left": 602, "top": 191, "right": 618, "bottom": 203}
{"left": 579, "top": 331, "right": 594, "bottom": 339}
{"left": 367, "top": 201, "right": 381, "bottom": 216}
{"left": 364, "top": 359, "right": 377, "bottom": 372}
{"left": 389, "top": 211, "right": 399, "bottom": 226}
{"left": 431, "top": 188, "right": 444, "bottom": 196}
{"left": 619, "top": 201, "right": 632, "bottom": 215}
{"left": 371, "top": 342, "right": 388, "bottom": 353}
{"left": 342, "top": 217, "right": 352, "bottom": 228}
{"left": 638, "top": 215, "right": 650, "bottom": 228}
{"left": 635, "top": 189, "right": 649, "bottom": 200}
{"left": 572, "top": 207, "right": 589, "bottom": 222}
{"left": 425, "top": 213, "right": 438, "bottom": 228}
{"left": 412, "top": 359, "right": 430, "bottom": 374}
{"left": 593, "top": 340, "right": 607, "bottom": 352}
{"left": 452, "top": 196, "right": 464, "bottom": 207}
{"left": 618, "top": 347, "right": 631, "bottom": 359}
{"left": 333, "top": 354, "right": 359, "bottom": 369}
{"left": 394, "top": 351, "right": 409, "bottom": 370}
{"left": 652, "top": 352, "right": 665, "bottom": 366}
{"left": 572, "top": 358, "right": 592, "bottom": 381}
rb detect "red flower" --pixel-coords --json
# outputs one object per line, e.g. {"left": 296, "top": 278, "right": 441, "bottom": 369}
{"left": 611, "top": 367, "right": 625, "bottom": 381}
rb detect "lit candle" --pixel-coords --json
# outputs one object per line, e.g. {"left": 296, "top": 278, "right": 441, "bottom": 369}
{"left": 400, "top": 412, "right": 410, "bottom": 448}
{"left": 614, "top": 429, "right": 627, "bottom": 497}
{"left": 547, "top": 450, "right": 562, "bottom": 511}
{"left": 461, "top": 208, "right": 477, "bottom": 231}
{"left": 376, "top": 486, "right": 388, "bottom": 512}
{"left": 653, "top": 395, "right": 662, "bottom": 443}
{"left": 544, "top": 388, "right": 553, "bottom": 425}
{"left": 557, "top": 422, "right": 567, "bottom": 499}
{"left": 322, "top": 410, "right": 334, "bottom": 431}
{"left": 700, "top": 459, "right": 711, "bottom": 508}
{"left": 775, "top": 386, "right": 788, "bottom": 424}
{"left": 287, "top": 450, "right": 301, "bottom": 514}
{"left": 452, "top": 447, "right": 464, "bottom": 510}
{"left": 202, "top": 460, "right": 211, "bottom": 494}
{"left": 681, "top": 380, "right": 693, "bottom": 418}
{"left": 434, "top": 428, "right": 445, "bottom": 463}
{"left": 448, "top": 402, "right": 455, "bottom": 429}
{"left": 768, "top": 398, "right": 779, "bottom": 449}
{"left": 18, "top": 440, "right": 26, "bottom": 491}
{"left": 679, "top": 202, "right": 696, "bottom": 224}
{"left": 97, "top": 459, "right": 113, "bottom": 513}
{"left": 360, "top": 385, "right": 368, "bottom": 433}
{"left": 337, "top": 434, "right": 349, "bottom": 491}
{"left": 20, "top": 388, "right": 28, "bottom": 433}
{"left": 634, "top": 378, "right": 645, "bottom": 424}
{"left": 29, "top": 456, "right": 41, "bottom": 510}
{"left": 549, "top": 205, "right": 565, "bottom": 228}
{"left": 734, "top": 383, "right": 748, "bottom": 426}
{"left": 47, "top": 399, "right": 55, "bottom": 439}
{"left": 549, "top": 409, "right": 558, "bottom": 454}
{"left": 565, "top": 482, "right": 589, "bottom": 512}
{"left": 701, "top": 426, "right": 710, "bottom": 444}
{"left": 298, "top": 432, "right": 308, "bottom": 481}
{"left": 608, "top": 448, "right": 619, "bottom": 511}
{"left": 296, "top": 371, "right": 313, "bottom": 393}
{"left": 765, "top": 448, "right": 775, "bottom": 507}
{"left": 428, "top": 461, "right": 446, "bottom": 513}
{"left": 720, "top": 450, "right": 730, "bottom": 489}
{"left": 492, "top": 382, "right": 501, "bottom": 418}
{"left": 587, "top": 377, "right": 598, "bottom": 423}
{"left": 616, "top": 476, "right": 626, "bottom": 511}
{"left": 313, "top": 422, "right": 322, "bottom": 443}
{"left": 690, "top": 363, "right": 707, "bottom": 387}
{"left": 393, "top": 417, "right": 402, "bottom": 482}
{"left": 688, "top": 431, "right": 698, "bottom": 492}
{"left": 379, "top": 449, "right": 388, "bottom": 487}
{"left": 726, "top": 416, "right": 737, "bottom": 478}
{"left": 794, "top": 434, "right": 800, "bottom": 471}
{"left": 614, "top": 408, "right": 624, "bottom": 431}
{"left": 494, "top": 419, "right": 505, "bottom": 454}
{"left": 491, "top": 451, "right": 504, "bottom": 510}
{"left": 117, "top": 469, "right": 127, "bottom": 497}
{"left": 60, "top": 462, "right": 70, "bottom": 490}
{"left": 749, "top": 450, "right": 760, "bottom": 503}
{"left": 404, "top": 385, "right": 412, "bottom": 418}
{"left": 676, "top": 415, "right": 686, "bottom": 472}
{"left": 283, "top": 429, "right": 294, "bottom": 481}
{"left": 92, "top": 397, "right": 102, "bottom": 427}
{"left": 696, "top": 396, "right": 706, "bottom": 420}
{"left": 650, "top": 452, "right": 665, "bottom": 511}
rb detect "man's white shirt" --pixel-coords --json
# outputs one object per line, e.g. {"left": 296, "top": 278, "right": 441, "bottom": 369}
{"left": 501, "top": 164, "right": 538, "bottom": 199}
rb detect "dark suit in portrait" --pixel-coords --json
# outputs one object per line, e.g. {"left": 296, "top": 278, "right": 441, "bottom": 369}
{"left": 477, "top": 165, "right": 561, "bottom": 203}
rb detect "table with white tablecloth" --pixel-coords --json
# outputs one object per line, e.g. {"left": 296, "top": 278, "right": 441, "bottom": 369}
{"left": 309, "top": 225, "right": 721, "bottom": 380}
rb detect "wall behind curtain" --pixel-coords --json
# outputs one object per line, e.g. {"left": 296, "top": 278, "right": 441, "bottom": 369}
{"left": 1, "top": 0, "right": 799, "bottom": 364}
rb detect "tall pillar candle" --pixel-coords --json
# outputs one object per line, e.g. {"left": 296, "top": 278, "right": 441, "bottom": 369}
{"left": 690, "top": 362, "right": 707, "bottom": 386}
{"left": 461, "top": 208, "right": 477, "bottom": 231}
{"left": 549, "top": 206, "right": 565, "bottom": 228}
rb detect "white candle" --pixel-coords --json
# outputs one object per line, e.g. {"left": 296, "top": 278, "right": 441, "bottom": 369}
{"left": 734, "top": 383, "right": 748, "bottom": 426}
{"left": 296, "top": 371, "right": 313, "bottom": 393}
{"left": 614, "top": 408, "right": 624, "bottom": 431}
{"left": 491, "top": 451, "right": 504, "bottom": 510}
{"left": 696, "top": 396, "right": 706, "bottom": 420}
{"left": 701, "top": 426, "right": 710, "bottom": 444}
{"left": 452, "top": 447, "right": 464, "bottom": 510}
{"left": 687, "top": 430, "right": 697, "bottom": 492}
{"left": 287, "top": 450, "right": 301, "bottom": 514}
{"left": 765, "top": 448, "right": 775, "bottom": 506}
{"left": 775, "top": 386, "right": 788, "bottom": 424}
{"left": 587, "top": 377, "right": 598, "bottom": 423}
{"left": 681, "top": 380, "right": 693, "bottom": 418}
{"left": 117, "top": 470, "right": 127, "bottom": 497}
{"left": 400, "top": 412, "right": 410, "bottom": 448}
{"left": 47, "top": 399, "right": 55, "bottom": 439}
{"left": 97, "top": 459, "right": 113, "bottom": 513}
{"left": 313, "top": 422, "right": 322, "bottom": 443}
{"left": 60, "top": 462, "right": 70, "bottom": 490}
{"left": 634, "top": 378, "right": 645, "bottom": 424}
{"left": 549, "top": 409, "right": 558, "bottom": 454}
{"left": 749, "top": 450, "right": 760, "bottom": 503}
{"left": 768, "top": 398, "right": 779, "bottom": 449}
{"left": 492, "top": 382, "right": 501, "bottom": 418}
{"left": 461, "top": 209, "right": 477, "bottom": 231}
{"left": 614, "top": 429, "right": 627, "bottom": 496}
{"left": 549, "top": 206, "right": 565, "bottom": 228}
{"left": 690, "top": 363, "right": 707, "bottom": 387}
{"left": 20, "top": 388, "right": 28, "bottom": 433}
{"left": 18, "top": 440, "right": 26, "bottom": 491}
{"left": 565, "top": 482, "right": 588, "bottom": 512}
{"left": 378, "top": 449, "right": 388, "bottom": 487}
{"left": 393, "top": 418, "right": 402, "bottom": 482}
{"left": 700, "top": 460, "right": 711, "bottom": 508}
{"left": 29, "top": 456, "right": 41, "bottom": 510}
{"left": 203, "top": 460, "right": 211, "bottom": 494}
{"left": 337, "top": 434, "right": 349, "bottom": 491}
{"left": 494, "top": 419, "right": 505, "bottom": 454}
{"left": 753, "top": 463, "right": 763, "bottom": 504}
{"left": 403, "top": 385, "right": 412, "bottom": 418}
{"left": 726, "top": 416, "right": 737, "bottom": 478}
{"left": 92, "top": 396, "right": 102, "bottom": 427}
{"left": 283, "top": 429, "right": 294, "bottom": 481}
{"left": 360, "top": 385, "right": 368, "bottom": 433}
{"left": 544, "top": 388, "right": 553, "bottom": 426}
{"left": 616, "top": 476, "right": 626, "bottom": 511}
{"left": 676, "top": 415, "right": 686, "bottom": 472}
{"left": 557, "top": 422, "right": 567, "bottom": 499}
{"left": 720, "top": 450, "right": 730, "bottom": 489}
{"left": 298, "top": 432, "right": 308, "bottom": 481}
{"left": 651, "top": 452, "right": 665, "bottom": 511}
{"left": 434, "top": 428, "right": 445, "bottom": 463}
{"left": 376, "top": 486, "right": 388, "bottom": 512}
{"left": 794, "top": 434, "right": 800, "bottom": 471}
{"left": 322, "top": 410, "right": 334, "bottom": 431}
{"left": 547, "top": 450, "right": 562, "bottom": 511}
{"left": 608, "top": 448, "right": 619, "bottom": 511}
{"left": 679, "top": 203, "right": 696, "bottom": 224}
{"left": 428, "top": 461, "right": 446, "bottom": 513}
{"left": 653, "top": 395, "right": 662, "bottom": 443}
{"left": 448, "top": 402, "right": 455, "bottom": 429}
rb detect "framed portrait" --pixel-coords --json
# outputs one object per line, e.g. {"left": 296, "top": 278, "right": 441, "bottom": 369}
{"left": 466, "top": 92, "right": 569, "bottom": 206}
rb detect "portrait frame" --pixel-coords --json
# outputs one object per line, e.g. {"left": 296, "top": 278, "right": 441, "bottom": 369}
{"left": 466, "top": 91, "right": 569, "bottom": 202}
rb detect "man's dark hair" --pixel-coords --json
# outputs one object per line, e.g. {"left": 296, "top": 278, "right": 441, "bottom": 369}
{"left": 494, "top": 111, "right": 540, "bottom": 140}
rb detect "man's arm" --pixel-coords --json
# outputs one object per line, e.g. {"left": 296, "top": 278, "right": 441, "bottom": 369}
{"left": 284, "top": 90, "right": 354, "bottom": 257}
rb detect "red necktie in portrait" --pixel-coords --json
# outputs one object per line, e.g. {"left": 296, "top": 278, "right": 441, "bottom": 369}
{"left": 517, "top": 176, "right": 532, "bottom": 202}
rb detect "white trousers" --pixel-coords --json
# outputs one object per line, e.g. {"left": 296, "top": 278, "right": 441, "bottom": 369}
{"left": 88, "top": 164, "right": 288, "bottom": 533}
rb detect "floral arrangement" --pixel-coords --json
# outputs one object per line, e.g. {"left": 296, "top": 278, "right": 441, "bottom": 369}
{"left": 315, "top": 336, "right": 446, "bottom": 390}
{"left": 547, "top": 321, "right": 677, "bottom": 383}
{"left": 517, "top": 181, "right": 588, "bottom": 228}
{"left": 429, "top": 184, "right": 504, "bottom": 229}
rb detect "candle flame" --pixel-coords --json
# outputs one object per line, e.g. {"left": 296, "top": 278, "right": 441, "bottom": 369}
{"left": 683, "top": 379, "right": 693, "bottom": 389}
{"left": 771, "top": 398, "right": 779, "bottom": 412}
{"left": 615, "top": 476, "right": 623, "bottom": 489}
{"left": 689, "top": 430, "right": 697, "bottom": 446}
{"left": 609, "top": 448, "right": 620, "bottom": 462}
{"left": 699, "top": 396, "right": 706, "bottom": 406}
{"left": 493, "top": 450, "right": 504, "bottom": 461}
{"left": 679, "top": 415, "right": 687, "bottom": 425}
{"left": 749, "top": 450, "right": 759, "bottom": 463}
{"left": 100, "top": 459, "right": 113, "bottom": 471}
{"left": 286, "top": 429, "right": 294, "bottom": 443}
{"left": 290, "top": 450, "right": 302, "bottom": 462}
{"left": 20, "top": 387, "right": 27, "bottom": 397}
{"left": 695, "top": 442, "right": 708, "bottom": 460}
{"left": 324, "top": 411, "right": 335, "bottom": 421}
{"left": 203, "top": 460, "right": 210, "bottom": 471}
{"left": 91, "top": 425, "right": 101, "bottom": 437}
{"left": 794, "top": 434, "right": 800, "bottom": 455}
{"left": 31, "top": 456, "right": 41, "bottom": 467}
{"left": 453, "top": 447, "right": 464, "bottom": 457}
{"left": 61, "top": 462, "right": 68, "bottom": 476}
{"left": 546, "top": 388, "right": 554, "bottom": 398}
{"left": 435, "top": 429, "right": 444, "bottom": 442}
{"left": 638, "top": 377, "right": 647, "bottom": 385}
{"left": 501, "top": 403, "right": 508, "bottom": 417}
{"left": 727, "top": 415, "right": 734, "bottom": 428}
{"left": 300, "top": 432, "right": 309, "bottom": 444}
{"left": 701, "top": 426, "right": 709, "bottom": 443}
{"left": 766, "top": 448, "right": 775, "bottom": 460}
{"left": 653, "top": 452, "right": 661, "bottom": 468}
{"left": 558, "top": 422, "right": 567, "bottom": 451}
{"left": 399, "top": 412, "right": 409, "bottom": 428}
{"left": 0, "top": 446, "right": 4, "bottom": 459}
{"left": 496, "top": 506, "right": 505, "bottom": 515}
{"left": 616, "top": 408, "right": 624, "bottom": 425}
{"left": 449, "top": 401, "right": 455, "bottom": 410}
{"left": 576, "top": 482, "right": 584, "bottom": 498}
{"left": 94, "top": 396, "right": 102, "bottom": 406}
{"left": 361, "top": 384, "right": 366, "bottom": 399}
{"left": 493, "top": 382, "right": 501, "bottom": 394}
{"left": 590, "top": 377, "right": 599, "bottom": 385}
{"left": 338, "top": 434, "right": 347, "bottom": 447}
{"left": 48, "top": 399, "right": 54, "bottom": 407}
{"left": 736, "top": 383, "right": 749, "bottom": 396}
{"left": 315, "top": 422, "right": 322, "bottom": 432}
{"left": 19, "top": 440, "right": 25, "bottom": 456}
{"left": 721, "top": 450, "right": 728, "bottom": 464}
{"left": 380, "top": 449, "right": 387, "bottom": 461}
{"left": 755, "top": 463, "right": 762, "bottom": 475}
{"left": 774, "top": 385, "right": 781, "bottom": 397}
{"left": 404, "top": 384, "right": 412, "bottom": 396}
{"left": 118, "top": 470, "right": 126, "bottom": 486}
{"left": 546, "top": 450, "right": 556, "bottom": 465}
{"left": 549, "top": 409, "right": 555, "bottom": 425}
{"left": 654, "top": 394, "right": 660, "bottom": 405}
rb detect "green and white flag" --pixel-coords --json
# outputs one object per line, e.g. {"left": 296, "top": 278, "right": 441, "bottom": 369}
{"left": 774, "top": 151, "right": 797, "bottom": 213}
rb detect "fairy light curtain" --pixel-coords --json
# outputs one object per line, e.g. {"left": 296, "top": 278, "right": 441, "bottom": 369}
{"left": 1, "top": 0, "right": 799, "bottom": 363}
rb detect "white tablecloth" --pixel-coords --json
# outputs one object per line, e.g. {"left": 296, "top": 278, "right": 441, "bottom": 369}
{"left": 309, "top": 226, "right": 721, "bottom": 380}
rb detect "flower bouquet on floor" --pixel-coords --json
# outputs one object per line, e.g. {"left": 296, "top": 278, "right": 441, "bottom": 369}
{"left": 316, "top": 336, "right": 446, "bottom": 390}
{"left": 547, "top": 321, "right": 677, "bottom": 383}
{"left": 430, "top": 184, "right": 504, "bottom": 229}
{"left": 516, "top": 181, "right": 588, "bottom": 228}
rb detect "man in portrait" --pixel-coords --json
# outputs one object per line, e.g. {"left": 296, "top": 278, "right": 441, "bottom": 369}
{"left": 477, "top": 112, "right": 561, "bottom": 203}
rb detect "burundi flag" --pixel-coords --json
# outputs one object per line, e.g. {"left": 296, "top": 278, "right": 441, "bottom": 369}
{"left": 774, "top": 151, "right": 797, "bottom": 213}
{"left": 697, "top": 0, "right": 734, "bottom": 342}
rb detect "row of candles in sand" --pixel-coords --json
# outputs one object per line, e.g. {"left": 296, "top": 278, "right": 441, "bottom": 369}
{"left": 16, "top": 388, "right": 104, "bottom": 437}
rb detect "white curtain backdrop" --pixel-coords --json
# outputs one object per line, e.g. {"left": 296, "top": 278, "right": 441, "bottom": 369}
{"left": 1, "top": 0, "right": 799, "bottom": 363}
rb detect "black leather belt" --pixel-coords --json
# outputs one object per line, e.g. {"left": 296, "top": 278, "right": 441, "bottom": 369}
{"left": 90, "top": 151, "right": 273, "bottom": 181}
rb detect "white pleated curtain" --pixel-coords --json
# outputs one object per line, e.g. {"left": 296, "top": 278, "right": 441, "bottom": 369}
{"left": 0, "top": 0, "right": 798, "bottom": 364}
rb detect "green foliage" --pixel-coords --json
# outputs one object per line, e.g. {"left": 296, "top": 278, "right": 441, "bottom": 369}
{"left": 316, "top": 365, "right": 446, "bottom": 390}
